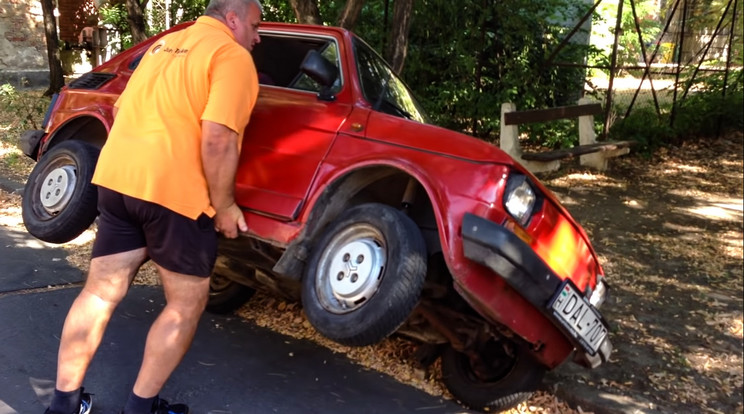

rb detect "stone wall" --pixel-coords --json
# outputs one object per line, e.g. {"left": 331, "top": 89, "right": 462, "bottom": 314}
{"left": 58, "top": 0, "right": 98, "bottom": 44}
{"left": 0, "top": 0, "right": 47, "bottom": 87}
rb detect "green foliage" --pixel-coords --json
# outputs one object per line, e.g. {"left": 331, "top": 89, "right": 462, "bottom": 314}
{"left": 590, "top": 0, "right": 665, "bottom": 67}
{"left": 620, "top": 0, "right": 662, "bottom": 66}
{"left": 150, "top": 0, "right": 207, "bottom": 34}
{"left": 100, "top": 2, "right": 133, "bottom": 51}
{"left": 609, "top": 69, "right": 743, "bottom": 152}
{"left": 528, "top": 119, "right": 585, "bottom": 149}
{"left": 608, "top": 106, "right": 674, "bottom": 152}
{"left": 399, "top": 0, "right": 598, "bottom": 146}
{"left": 673, "top": 70, "right": 744, "bottom": 138}
{"left": 2, "top": 152, "right": 21, "bottom": 168}
{"left": 133, "top": 0, "right": 739, "bottom": 153}
{"left": 134, "top": 0, "right": 600, "bottom": 147}
{"left": 0, "top": 84, "right": 49, "bottom": 137}
{"left": 261, "top": 2, "right": 297, "bottom": 22}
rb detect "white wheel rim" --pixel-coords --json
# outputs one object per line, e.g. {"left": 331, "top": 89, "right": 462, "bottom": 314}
{"left": 315, "top": 224, "right": 386, "bottom": 314}
{"left": 39, "top": 165, "right": 77, "bottom": 214}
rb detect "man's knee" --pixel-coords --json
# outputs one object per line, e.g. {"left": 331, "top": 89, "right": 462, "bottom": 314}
{"left": 85, "top": 250, "right": 145, "bottom": 303}
{"left": 82, "top": 273, "right": 131, "bottom": 304}
{"left": 161, "top": 273, "right": 210, "bottom": 317}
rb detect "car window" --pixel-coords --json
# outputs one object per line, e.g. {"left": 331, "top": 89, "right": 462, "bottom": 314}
{"left": 352, "top": 37, "right": 428, "bottom": 124}
{"left": 129, "top": 53, "right": 144, "bottom": 71}
{"left": 252, "top": 33, "right": 342, "bottom": 93}
{"left": 289, "top": 41, "right": 342, "bottom": 92}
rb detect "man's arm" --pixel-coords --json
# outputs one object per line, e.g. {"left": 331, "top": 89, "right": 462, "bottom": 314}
{"left": 201, "top": 120, "right": 247, "bottom": 238}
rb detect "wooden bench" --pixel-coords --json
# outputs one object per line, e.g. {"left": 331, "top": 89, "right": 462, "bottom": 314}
{"left": 500, "top": 98, "right": 635, "bottom": 173}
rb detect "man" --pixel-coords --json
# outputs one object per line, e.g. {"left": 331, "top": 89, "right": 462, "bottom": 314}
{"left": 44, "top": 1, "right": 262, "bottom": 413}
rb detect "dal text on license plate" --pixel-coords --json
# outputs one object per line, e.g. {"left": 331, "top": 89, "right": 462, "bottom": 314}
{"left": 550, "top": 283, "right": 607, "bottom": 354}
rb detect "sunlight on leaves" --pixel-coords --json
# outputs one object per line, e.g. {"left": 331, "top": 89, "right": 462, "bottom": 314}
{"left": 681, "top": 203, "right": 744, "bottom": 222}
{"left": 662, "top": 163, "right": 707, "bottom": 174}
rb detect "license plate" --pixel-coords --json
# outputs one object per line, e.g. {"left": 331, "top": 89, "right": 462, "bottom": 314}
{"left": 549, "top": 281, "right": 608, "bottom": 355}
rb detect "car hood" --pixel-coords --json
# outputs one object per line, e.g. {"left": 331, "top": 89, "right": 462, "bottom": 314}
{"left": 364, "top": 111, "right": 519, "bottom": 166}
{"left": 364, "top": 111, "right": 599, "bottom": 260}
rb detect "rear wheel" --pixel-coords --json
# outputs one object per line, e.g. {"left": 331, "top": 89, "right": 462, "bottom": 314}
{"left": 206, "top": 272, "right": 255, "bottom": 314}
{"left": 441, "top": 342, "right": 546, "bottom": 412}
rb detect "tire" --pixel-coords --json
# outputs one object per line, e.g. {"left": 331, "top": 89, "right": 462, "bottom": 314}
{"left": 301, "top": 203, "right": 427, "bottom": 347}
{"left": 22, "top": 140, "right": 100, "bottom": 244}
{"left": 441, "top": 343, "right": 546, "bottom": 412}
{"left": 206, "top": 272, "right": 256, "bottom": 314}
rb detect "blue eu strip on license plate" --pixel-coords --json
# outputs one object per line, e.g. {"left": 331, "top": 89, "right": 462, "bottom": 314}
{"left": 549, "top": 281, "right": 608, "bottom": 355}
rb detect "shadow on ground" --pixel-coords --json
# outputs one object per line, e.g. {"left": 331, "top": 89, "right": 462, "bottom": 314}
{"left": 543, "top": 133, "right": 743, "bottom": 414}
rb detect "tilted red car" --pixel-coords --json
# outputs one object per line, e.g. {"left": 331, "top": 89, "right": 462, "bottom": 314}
{"left": 19, "top": 22, "right": 611, "bottom": 412}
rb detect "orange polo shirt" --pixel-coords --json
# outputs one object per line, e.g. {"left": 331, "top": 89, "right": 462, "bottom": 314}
{"left": 92, "top": 16, "right": 259, "bottom": 219}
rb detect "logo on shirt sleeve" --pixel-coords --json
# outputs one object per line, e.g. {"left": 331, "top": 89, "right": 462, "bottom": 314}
{"left": 151, "top": 40, "right": 166, "bottom": 55}
{"left": 150, "top": 40, "right": 189, "bottom": 56}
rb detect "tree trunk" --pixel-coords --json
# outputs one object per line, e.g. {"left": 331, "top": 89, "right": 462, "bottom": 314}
{"left": 40, "top": 0, "right": 65, "bottom": 96}
{"left": 337, "top": 0, "right": 366, "bottom": 30}
{"left": 385, "top": 0, "right": 415, "bottom": 74}
{"left": 472, "top": 0, "right": 487, "bottom": 135}
{"left": 126, "top": 0, "right": 149, "bottom": 44}
{"left": 289, "top": 0, "right": 322, "bottom": 25}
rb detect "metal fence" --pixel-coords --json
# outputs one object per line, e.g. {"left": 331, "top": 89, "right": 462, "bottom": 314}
{"left": 550, "top": 0, "right": 743, "bottom": 136}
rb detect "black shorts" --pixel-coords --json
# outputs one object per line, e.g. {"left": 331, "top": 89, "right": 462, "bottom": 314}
{"left": 91, "top": 186, "right": 217, "bottom": 277}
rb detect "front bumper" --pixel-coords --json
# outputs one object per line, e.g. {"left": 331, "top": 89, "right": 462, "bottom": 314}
{"left": 20, "top": 129, "right": 45, "bottom": 159}
{"left": 461, "top": 213, "right": 612, "bottom": 369}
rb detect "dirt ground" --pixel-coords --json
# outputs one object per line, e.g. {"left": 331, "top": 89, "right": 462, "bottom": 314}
{"left": 1, "top": 99, "right": 742, "bottom": 413}
{"left": 540, "top": 132, "right": 743, "bottom": 414}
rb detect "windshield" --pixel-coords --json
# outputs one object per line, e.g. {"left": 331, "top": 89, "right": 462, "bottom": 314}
{"left": 353, "top": 37, "right": 429, "bottom": 124}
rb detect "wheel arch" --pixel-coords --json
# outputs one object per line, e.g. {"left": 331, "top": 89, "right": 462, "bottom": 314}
{"left": 40, "top": 115, "right": 109, "bottom": 157}
{"left": 273, "top": 162, "right": 453, "bottom": 281}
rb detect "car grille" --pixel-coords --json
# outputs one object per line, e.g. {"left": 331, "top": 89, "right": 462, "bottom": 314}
{"left": 68, "top": 72, "right": 116, "bottom": 90}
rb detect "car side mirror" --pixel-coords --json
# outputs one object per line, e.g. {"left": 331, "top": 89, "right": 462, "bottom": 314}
{"left": 299, "top": 50, "right": 339, "bottom": 102}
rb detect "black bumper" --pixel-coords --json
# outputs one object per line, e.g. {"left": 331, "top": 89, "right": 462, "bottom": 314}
{"left": 461, "top": 212, "right": 612, "bottom": 369}
{"left": 19, "top": 129, "right": 45, "bottom": 159}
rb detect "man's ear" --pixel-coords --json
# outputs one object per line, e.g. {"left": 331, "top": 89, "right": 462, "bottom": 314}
{"left": 224, "top": 10, "right": 238, "bottom": 29}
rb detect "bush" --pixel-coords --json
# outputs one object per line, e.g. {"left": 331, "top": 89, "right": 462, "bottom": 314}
{"left": 673, "top": 71, "right": 744, "bottom": 139}
{"left": 609, "top": 70, "right": 743, "bottom": 153}
{"left": 399, "top": 0, "right": 599, "bottom": 143}
{"left": 0, "top": 84, "right": 48, "bottom": 145}
{"left": 608, "top": 106, "right": 675, "bottom": 153}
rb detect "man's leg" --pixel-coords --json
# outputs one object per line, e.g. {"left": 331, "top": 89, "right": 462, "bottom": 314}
{"left": 55, "top": 248, "right": 148, "bottom": 392}
{"left": 56, "top": 248, "right": 146, "bottom": 391}
{"left": 131, "top": 266, "right": 210, "bottom": 398}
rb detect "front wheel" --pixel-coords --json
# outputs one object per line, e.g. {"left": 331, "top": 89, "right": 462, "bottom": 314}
{"left": 441, "top": 343, "right": 546, "bottom": 412}
{"left": 22, "top": 140, "right": 100, "bottom": 243}
{"left": 301, "top": 203, "right": 427, "bottom": 347}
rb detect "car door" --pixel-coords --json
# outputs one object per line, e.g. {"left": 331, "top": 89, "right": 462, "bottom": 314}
{"left": 233, "top": 32, "right": 352, "bottom": 221}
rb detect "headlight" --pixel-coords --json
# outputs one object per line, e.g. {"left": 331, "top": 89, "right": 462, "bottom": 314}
{"left": 504, "top": 174, "right": 536, "bottom": 226}
{"left": 589, "top": 278, "right": 608, "bottom": 308}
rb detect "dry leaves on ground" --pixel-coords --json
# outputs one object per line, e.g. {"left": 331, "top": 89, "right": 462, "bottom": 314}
{"left": 540, "top": 132, "right": 743, "bottom": 414}
{"left": 236, "top": 291, "right": 585, "bottom": 414}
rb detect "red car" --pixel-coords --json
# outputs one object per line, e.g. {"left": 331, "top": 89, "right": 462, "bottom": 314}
{"left": 20, "top": 22, "right": 611, "bottom": 412}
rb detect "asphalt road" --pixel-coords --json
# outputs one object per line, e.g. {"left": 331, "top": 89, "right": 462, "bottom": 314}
{"left": 0, "top": 177, "right": 656, "bottom": 414}
{"left": 0, "top": 223, "right": 473, "bottom": 414}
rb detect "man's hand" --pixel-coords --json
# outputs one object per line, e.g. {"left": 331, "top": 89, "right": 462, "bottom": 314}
{"left": 214, "top": 202, "right": 247, "bottom": 239}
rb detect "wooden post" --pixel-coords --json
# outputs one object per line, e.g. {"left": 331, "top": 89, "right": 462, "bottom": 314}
{"left": 500, "top": 102, "right": 561, "bottom": 174}
{"left": 578, "top": 98, "right": 606, "bottom": 170}
{"left": 500, "top": 102, "right": 521, "bottom": 159}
